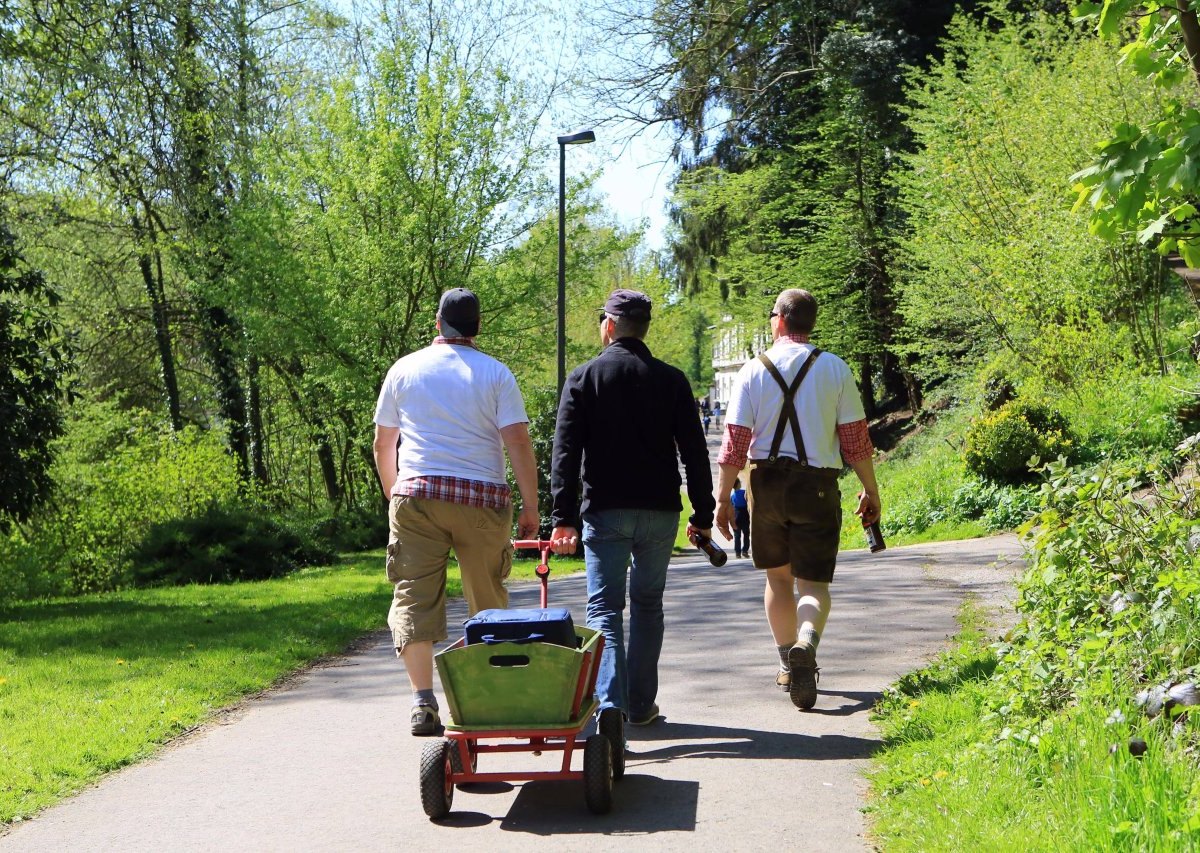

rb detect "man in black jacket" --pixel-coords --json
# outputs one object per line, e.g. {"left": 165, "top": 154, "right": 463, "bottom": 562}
{"left": 549, "top": 289, "right": 715, "bottom": 726}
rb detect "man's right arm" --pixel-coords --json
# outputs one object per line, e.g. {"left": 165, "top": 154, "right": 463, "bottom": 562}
{"left": 373, "top": 424, "right": 400, "bottom": 500}
{"left": 849, "top": 456, "right": 881, "bottom": 524}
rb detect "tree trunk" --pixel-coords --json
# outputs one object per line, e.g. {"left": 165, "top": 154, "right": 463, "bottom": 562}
{"left": 247, "top": 352, "right": 268, "bottom": 485}
{"left": 859, "top": 355, "right": 877, "bottom": 419}
{"left": 129, "top": 204, "right": 183, "bottom": 431}
{"left": 1178, "top": 8, "right": 1200, "bottom": 90}
{"left": 274, "top": 357, "right": 342, "bottom": 507}
{"left": 198, "top": 306, "right": 251, "bottom": 482}
{"left": 174, "top": 0, "right": 251, "bottom": 482}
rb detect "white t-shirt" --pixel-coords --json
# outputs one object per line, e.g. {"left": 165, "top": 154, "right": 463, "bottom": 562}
{"left": 373, "top": 343, "right": 528, "bottom": 488}
{"left": 724, "top": 340, "right": 865, "bottom": 469}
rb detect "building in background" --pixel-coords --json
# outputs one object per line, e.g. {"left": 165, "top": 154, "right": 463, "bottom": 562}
{"left": 711, "top": 318, "right": 770, "bottom": 406}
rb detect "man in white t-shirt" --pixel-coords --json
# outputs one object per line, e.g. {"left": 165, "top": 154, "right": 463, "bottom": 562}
{"left": 373, "top": 287, "right": 539, "bottom": 735}
{"left": 714, "top": 288, "right": 882, "bottom": 711}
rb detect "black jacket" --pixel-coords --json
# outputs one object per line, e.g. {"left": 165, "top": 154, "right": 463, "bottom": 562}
{"left": 550, "top": 337, "right": 715, "bottom": 530}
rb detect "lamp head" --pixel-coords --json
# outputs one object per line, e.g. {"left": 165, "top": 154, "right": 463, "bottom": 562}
{"left": 557, "top": 129, "right": 596, "bottom": 146}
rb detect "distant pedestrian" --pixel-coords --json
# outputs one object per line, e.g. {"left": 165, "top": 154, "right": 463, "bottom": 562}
{"left": 549, "top": 288, "right": 715, "bottom": 729}
{"left": 713, "top": 401, "right": 722, "bottom": 420}
{"left": 731, "top": 477, "right": 750, "bottom": 558}
{"left": 703, "top": 413, "right": 711, "bottom": 434}
{"left": 714, "top": 288, "right": 881, "bottom": 710}
{"left": 373, "top": 287, "right": 540, "bottom": 736}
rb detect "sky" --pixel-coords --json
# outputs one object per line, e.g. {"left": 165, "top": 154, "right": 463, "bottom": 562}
{"left": 575, "top": 124, "right": 675, "bottom": 252}
{"left": 330, "top": 0, "right": 678, "bottom": 252}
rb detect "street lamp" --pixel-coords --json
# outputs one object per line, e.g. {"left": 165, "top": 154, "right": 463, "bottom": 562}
{"left": 557, "top": 129, "right": 596, "bottom": 394}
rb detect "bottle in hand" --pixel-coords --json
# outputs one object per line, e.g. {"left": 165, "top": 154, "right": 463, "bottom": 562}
{"left": 689, "top": 531, "right": 728, "bottom": 567}
{"left": 863, "top": 519, "right": 885, "bottom": 553}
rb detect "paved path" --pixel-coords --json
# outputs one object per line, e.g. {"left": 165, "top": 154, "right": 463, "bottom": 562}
{"left": 1, "top": 535, "right": 1022, "bottom": 852}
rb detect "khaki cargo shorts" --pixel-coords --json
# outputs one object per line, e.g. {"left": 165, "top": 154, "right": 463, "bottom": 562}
{"left": 385, "top": 495, "right": 513, "bottom": 653}
{"left": 748, "top": 460, "right": 841, "bottom": 582}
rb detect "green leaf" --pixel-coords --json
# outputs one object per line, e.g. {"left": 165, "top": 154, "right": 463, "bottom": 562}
{"left": 1179, "top": 238, "right": 1200, "bottom": 267}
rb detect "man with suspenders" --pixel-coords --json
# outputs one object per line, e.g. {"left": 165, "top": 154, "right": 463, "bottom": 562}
{"left": 713, "top": 289, "right": 882, "bottom": 710}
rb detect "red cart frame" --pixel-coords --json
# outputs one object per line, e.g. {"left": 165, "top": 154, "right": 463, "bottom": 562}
{"left": 418, "top": 540, "right": 624, "bottom": 819}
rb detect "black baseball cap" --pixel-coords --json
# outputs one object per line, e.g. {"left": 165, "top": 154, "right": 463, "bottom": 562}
{"left": 437, "top": 287, "right": 480, "bottom": 337}
{"left": 602, "top": 289, "right": 652, "bottom": 321}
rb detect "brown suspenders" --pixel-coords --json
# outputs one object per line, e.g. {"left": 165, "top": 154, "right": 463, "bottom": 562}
{"left": 757, "top": 348, "right": 821, "bottom": 466}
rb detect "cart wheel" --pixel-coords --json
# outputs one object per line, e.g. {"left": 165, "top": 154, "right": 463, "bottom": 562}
{"left": 419, "top": 739, "right": 454, "bottom": 819}
{"left": 448, "top": 739, "right": 478, "bottom": 776}
{"left": 598, "top": 707, "right": 625, "bottom": 780}
{"left": 583, "top": 734, "right": 613, "bottom": 814}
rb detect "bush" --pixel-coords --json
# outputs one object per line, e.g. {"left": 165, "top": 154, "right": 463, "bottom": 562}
{"left": 947, "top": 477, "right": 1040, "bottom": 531}
{"left": 130, "top": 506, "right": 336, "bottom": 586}
{"left": 306, "top": 509, "right": 389, "bottom": 552}
{"left": 996, "top": 457, "right": 1200, "bottom": 720}
{"left": 963, "top": 400, "right": 1075, "bottom": 483}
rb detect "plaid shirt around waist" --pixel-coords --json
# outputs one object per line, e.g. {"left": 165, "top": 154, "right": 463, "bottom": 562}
{"left": 394, "top": 476, "right": 511, "bottom": 509}
{"left": 717, "top": 420, "right": 874, "bottom": 470}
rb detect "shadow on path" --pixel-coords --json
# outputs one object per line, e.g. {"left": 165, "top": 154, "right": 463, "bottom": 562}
{"left": 499, "top": 775, "right": 700, "bottom": 835}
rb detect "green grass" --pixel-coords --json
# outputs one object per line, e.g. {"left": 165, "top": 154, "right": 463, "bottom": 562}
{"left": 676, "top": 491, "right": 697, "bottom": 551}
{"left": 866, "top": 600, "right": 1200, "bottom": 851}
{"left": 0, "top": 550, "right": 561, "bottom": 824}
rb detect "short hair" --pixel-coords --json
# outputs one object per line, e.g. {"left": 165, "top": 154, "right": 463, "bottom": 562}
{"left": 734, "top": 477, "right": 741, "bottom": 488}
{"left": 774, "top": 288, "right": 817, "bottom": 334}
{"left": 610, "top": 314, "right": 650, "bottom": 340}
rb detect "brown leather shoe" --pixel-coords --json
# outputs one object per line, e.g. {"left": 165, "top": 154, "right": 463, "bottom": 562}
{"left": 788, "top": 643, "right": 819, "bottom": 710}
{"left": 410, "top": 704, "right": 440, "bottom": 736}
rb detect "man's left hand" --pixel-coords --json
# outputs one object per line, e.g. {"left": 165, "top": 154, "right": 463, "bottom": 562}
{"left": 516, "top": 505, "right": 539, "bottom": 540}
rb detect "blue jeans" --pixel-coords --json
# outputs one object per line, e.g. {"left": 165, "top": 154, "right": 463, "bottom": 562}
{"left": 733, "top": 508, "right": 750, "bottom": 554}
{"left": 582, "top": 508, "right": 679, "bottom": 719}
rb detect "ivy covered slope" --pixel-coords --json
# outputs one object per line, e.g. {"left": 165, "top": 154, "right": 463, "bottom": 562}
{"left": 870, "top": 457, "right": 1200, "bottom": 850}
{"left": 865, "top": 5, "right": 1200, "bottom": 845}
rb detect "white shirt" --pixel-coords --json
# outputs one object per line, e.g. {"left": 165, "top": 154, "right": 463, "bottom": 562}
{"left": 724, "top": 339, "right": 865, "bottom": 469}
{"left": 374, "top": 343, "right": 528, "bottom": 486}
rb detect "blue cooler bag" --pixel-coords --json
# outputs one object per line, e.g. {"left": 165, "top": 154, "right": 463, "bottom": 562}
{"left": 464, "top": 607, "right": 577, "bottom": 648}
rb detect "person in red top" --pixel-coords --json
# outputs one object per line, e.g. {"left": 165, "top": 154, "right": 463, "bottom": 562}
{"left": 714, "top": 288, "right": 881, "bottom": 710}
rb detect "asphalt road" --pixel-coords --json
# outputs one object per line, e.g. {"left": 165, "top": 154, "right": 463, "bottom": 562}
{"left": 1, "top": 535, "right": 1022, "bottom": 853}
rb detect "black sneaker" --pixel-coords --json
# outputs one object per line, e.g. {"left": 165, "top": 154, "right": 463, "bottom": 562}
{"left": 410, "top": 704, "right": 440, "bottom": 736}
{"left": 628, "top": 703, "right": 660, "bottom": 726}
{"left": 787, "top": 644, "right": 819, "bottom": 710}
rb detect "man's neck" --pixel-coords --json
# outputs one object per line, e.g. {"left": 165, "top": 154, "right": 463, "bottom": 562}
{"left": 773, "top": 332, "right": 810, "bottom": 345}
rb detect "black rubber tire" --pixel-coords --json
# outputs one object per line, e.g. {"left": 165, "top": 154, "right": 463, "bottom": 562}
{"left": 419, "top": 739, "right": 454, "bottom": 819}
{"left": 447, "top": 739, "right": 477, "bottom": 780}
{"left": 583, "top": 734, "right": 613, "bottom": 814}
{"left": 598, "top": 707, "right": 625, "bottom": 780}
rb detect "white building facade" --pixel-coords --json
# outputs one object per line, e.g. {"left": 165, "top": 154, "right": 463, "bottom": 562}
{"left": 711, "top": 318, "right": 771, "bottom": 406}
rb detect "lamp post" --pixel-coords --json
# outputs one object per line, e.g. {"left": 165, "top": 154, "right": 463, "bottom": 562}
{"left": 557, "top": 129, "right": 596, "bottom": 394}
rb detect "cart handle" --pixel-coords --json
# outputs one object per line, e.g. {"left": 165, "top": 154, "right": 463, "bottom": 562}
{"left": 512, "top": 539, "right": 553, "bottom": 607}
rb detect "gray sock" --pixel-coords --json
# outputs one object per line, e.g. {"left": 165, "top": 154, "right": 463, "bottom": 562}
{"left": 798, "top": 626, "right": 820, "bottom": 651}
{"left": 777, "top": 644, "right": 792, "bottom": 669}
{"left": 414, "top": 688, "right": 438, "bottom": 710}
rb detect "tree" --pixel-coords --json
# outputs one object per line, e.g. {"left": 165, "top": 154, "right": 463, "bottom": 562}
{"left": 586, "top": 1, "right": 981, "bottom": 412}
{"left": 1071, "top": 1, "right": 1200, "bottom": 269}
{"left": 895, "top": 10, "right": 1169, "bottom": 390}
{"left": 0, "top": 219, "right": 73, "bottom": 526}
{"left": 239, "top": 3, "right": 558, "bottom": 505}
